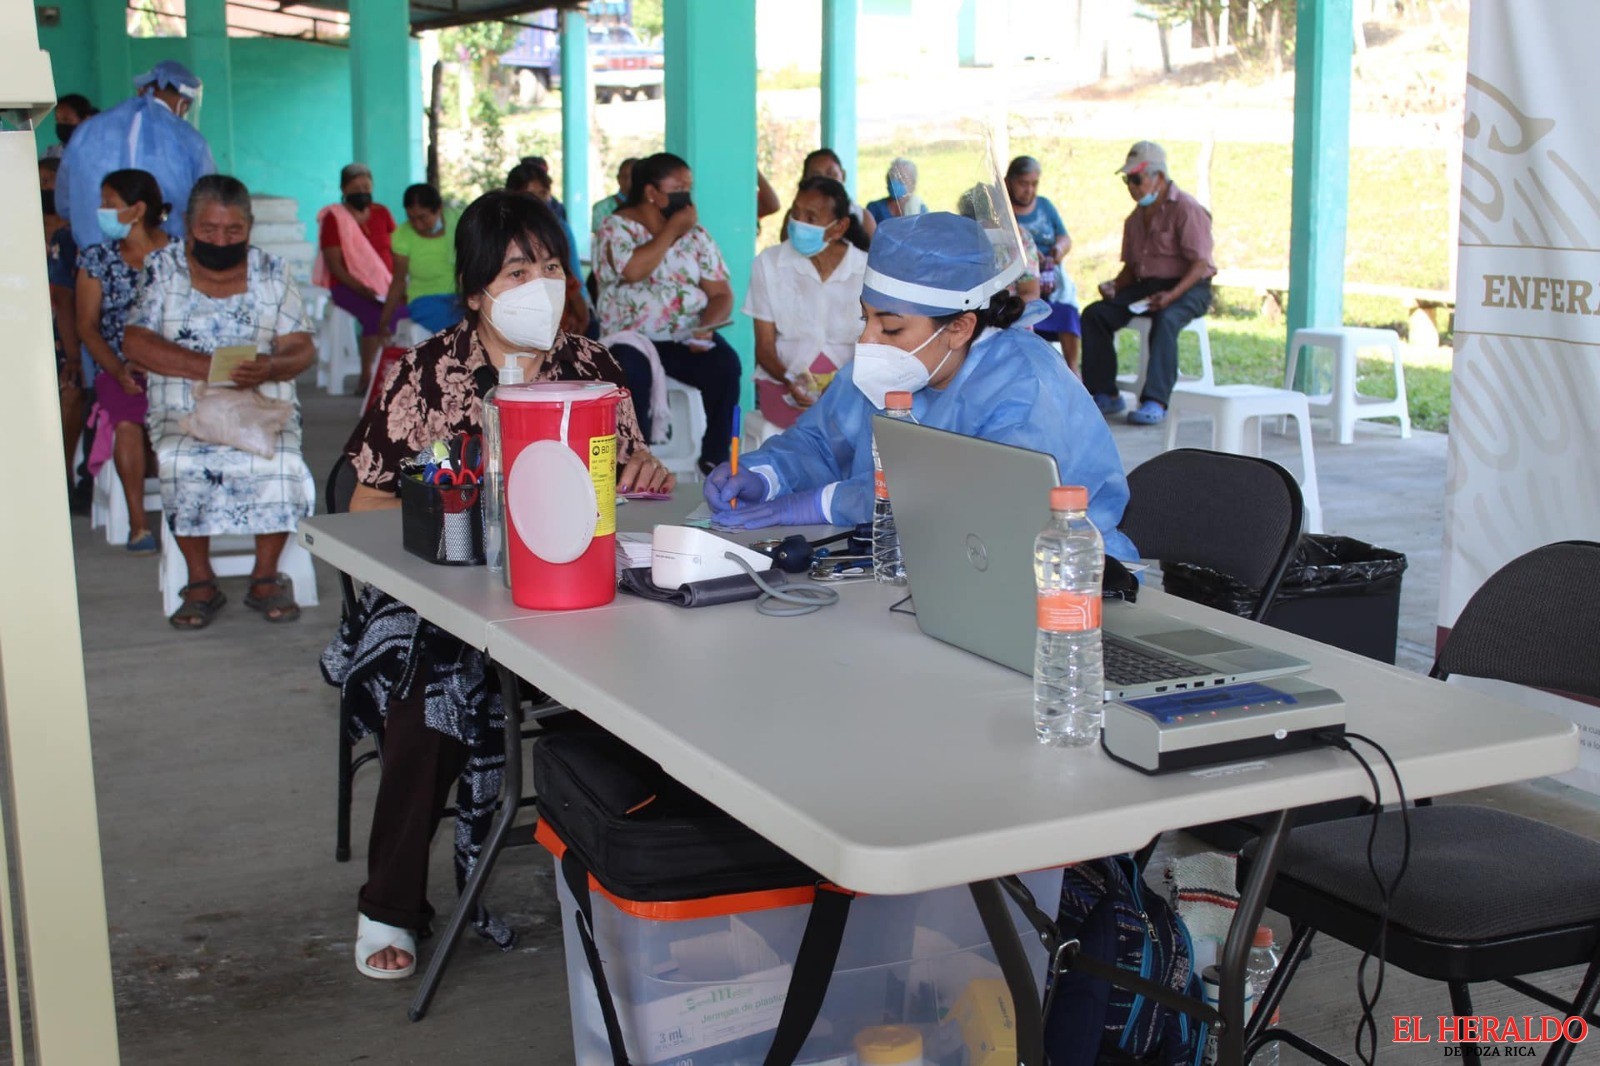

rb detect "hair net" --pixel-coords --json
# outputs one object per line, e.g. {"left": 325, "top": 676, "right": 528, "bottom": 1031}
{"left": 862, "top": 212, "right": 1025, "bottom": 317}
{"left": 134, "top": 60, "right": 202, "bottom": 99}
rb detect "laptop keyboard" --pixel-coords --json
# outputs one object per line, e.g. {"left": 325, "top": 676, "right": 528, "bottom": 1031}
{"left": 1104, "top": 635, "right": 1208, "bottom": 687}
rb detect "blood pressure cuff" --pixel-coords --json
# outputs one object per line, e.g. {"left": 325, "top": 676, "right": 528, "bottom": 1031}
{"left": 618, "top": 566, "right": 789, "bottom": 608}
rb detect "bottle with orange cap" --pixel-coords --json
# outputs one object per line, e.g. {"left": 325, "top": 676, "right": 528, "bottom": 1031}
{"left": 870, "top": 390, "right": 918, "bottom": 586}
{"left": 1033, "top": 484, "right": 1105, "bottom": 746}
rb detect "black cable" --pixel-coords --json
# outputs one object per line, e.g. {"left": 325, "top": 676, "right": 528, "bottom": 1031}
{"left": 888, "top": 594, "right": 915, "bottom": 617}
{"left": 1318, "top": 731, "right": 1411, "bottom": 1066}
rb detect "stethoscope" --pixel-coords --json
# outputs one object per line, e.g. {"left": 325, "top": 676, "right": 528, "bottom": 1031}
{"left": 750, "top": 524, "right": 874, "bottom": 575}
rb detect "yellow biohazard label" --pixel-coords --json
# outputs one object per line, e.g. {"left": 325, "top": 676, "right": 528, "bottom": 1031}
{"left": 589, "top": 434, "right": 617, "bottom": 536}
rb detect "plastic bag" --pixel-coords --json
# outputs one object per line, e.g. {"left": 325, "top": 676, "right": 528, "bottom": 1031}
{"left": 1162, "top": 535, "right": 1409, "bottom": 618}
{"left": 179, "top": 383, "right": 293, "bottom": 458}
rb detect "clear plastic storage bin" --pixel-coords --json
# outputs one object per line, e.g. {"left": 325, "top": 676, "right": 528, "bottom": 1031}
{"left": 555, "top": 862, "right": 1063, "bottom": 1066}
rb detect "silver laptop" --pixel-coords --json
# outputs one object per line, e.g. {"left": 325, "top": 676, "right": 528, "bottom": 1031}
{"left": 872, "top": 416, "right": 1311, "bottom": 700}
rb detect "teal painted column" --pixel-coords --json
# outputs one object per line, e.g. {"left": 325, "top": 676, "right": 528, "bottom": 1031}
{"left": 665, "top": 0, "right": 757, "bottom": 406}
{"left": 92, "top": 0, "right": 131, "bottom": 108}
{"left": 821, "top": 0, "right": 858, "bottom": 198}
{"left": 185, "top": 0, "right": 234, "bottom": 173}
{"left": 1286, "top": 0, "right": 1353, "bottom": 389}
{"left": 560, "top": 8, "right": 591, "bottom": 261}
{"left": 349, "top": 0, "right": 413, "bottom": 211}
{"left": 956, "top": 0, "right": 978, "bottom": 67}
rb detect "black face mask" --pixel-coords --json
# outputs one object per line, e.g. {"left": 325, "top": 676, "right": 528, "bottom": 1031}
{"left": 660, "top": 190, "right": 692, "bottom": 218}
{"left": 56, "top": 123, "right": 76, "bottom": 145}
{"left": 344, "top": 192, "right": 373, "bottom": 211}
{"left": 41, "top": 190, "right": 55, "bottom": 216}
{"left": 192, "top": 238, "right": 249, "bottom": 271}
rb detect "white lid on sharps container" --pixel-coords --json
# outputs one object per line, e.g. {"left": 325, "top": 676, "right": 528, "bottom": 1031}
{"left": 502, "top": 381, "right": 620, "bottom": 565}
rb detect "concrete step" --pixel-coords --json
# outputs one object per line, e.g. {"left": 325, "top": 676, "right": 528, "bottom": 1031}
{"left": 253, "top": 221, "right": 306, "bottom": 246}
{"left": 256, "top": 239, "right": 316, "bottom": 286}
{"left": 251, "top": 196, "right": 302, "bottom": 224}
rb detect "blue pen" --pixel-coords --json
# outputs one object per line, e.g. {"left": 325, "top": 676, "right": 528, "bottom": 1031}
{"left": 729, "top": 406, "right": 742, "bottom": 508}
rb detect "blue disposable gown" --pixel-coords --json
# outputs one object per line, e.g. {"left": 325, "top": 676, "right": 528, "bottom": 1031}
{"left": 744, "top": 326, "right": 1139, "bottom": 561}
{"left": 57, "top": 95, "right": 216, "bottom": 248}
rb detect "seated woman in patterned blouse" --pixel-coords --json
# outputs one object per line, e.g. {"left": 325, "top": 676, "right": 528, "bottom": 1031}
{"left": 324, "top": 190, "right": 673, "bottom": 981}
{"left": 124, "top": 174, "right": 316, "bottom": 629}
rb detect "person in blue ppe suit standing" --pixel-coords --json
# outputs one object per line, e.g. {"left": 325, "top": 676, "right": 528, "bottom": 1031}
{"left": 704, "top": 212, "right": 1137, "bottom": 561}
{"left": 57, "top": 60, "right": 215, "bottom": 249}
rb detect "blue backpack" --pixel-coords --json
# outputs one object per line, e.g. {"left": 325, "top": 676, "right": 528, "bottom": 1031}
{"left": 1046, "top": 855, "right": 1203, "bottom": 1066}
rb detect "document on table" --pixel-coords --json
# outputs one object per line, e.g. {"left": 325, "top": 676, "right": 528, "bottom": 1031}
{"left": 208, "top": 345, "right": 258, "bottom": 385}
{"left": 616, "top": 531, "right": 654, "bottom": 570}
{"left": 681, "top": 501, "right": 742, "bottom": 531}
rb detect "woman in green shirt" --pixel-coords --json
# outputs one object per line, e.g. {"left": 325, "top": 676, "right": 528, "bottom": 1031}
{"left": 380, "top": 183, "right": 461, "bottom": 335}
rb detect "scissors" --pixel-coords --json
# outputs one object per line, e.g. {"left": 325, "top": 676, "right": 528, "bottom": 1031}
{"left": 450, "top": 432, "right": 485, "bottom": 478}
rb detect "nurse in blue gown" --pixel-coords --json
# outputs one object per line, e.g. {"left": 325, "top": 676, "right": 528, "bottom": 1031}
{"left": 704, "top": 212, "right": 1136, "bottom": 561}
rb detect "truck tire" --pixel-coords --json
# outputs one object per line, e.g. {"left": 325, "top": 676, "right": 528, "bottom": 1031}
{"left": 596, "top": 87, "right": 614, "bottom": 104}
{"left": 644, "top": 84, "right": 663, "bottom": 101}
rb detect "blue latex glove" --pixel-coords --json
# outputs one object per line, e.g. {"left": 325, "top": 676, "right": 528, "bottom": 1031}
{"left": 711, "top": 490, "right": 827, "bottom": 530}
{"left": 702, "top": 462, "right": 769, "bottom": 512}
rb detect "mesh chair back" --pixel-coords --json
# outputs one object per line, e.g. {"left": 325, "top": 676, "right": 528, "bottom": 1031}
{"left": 1434, "top": 540, "right": 1600, "bottom": 699}
{"left": 324, "top": 455, "right": 360, "bottom": 618}
{"left": 1119, "top": 449, "right": 1304, "bottom": 621}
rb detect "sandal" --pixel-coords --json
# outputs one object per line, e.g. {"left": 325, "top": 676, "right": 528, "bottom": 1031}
{"left": 169, "top": 580, "right": 226, "bottom": 630}
{"left": 126, "top": 530, "right": 158, "bottom": 555}
{"left": 244, "top": 573, "right": 300, "bottom": 623}
{"left": 355, "top": 914, "right": 416, "bottom": 980}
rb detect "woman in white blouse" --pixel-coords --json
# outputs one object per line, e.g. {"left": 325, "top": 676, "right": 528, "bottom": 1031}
{"left": 744, "top": 176, "right": 870, "bottom": 429}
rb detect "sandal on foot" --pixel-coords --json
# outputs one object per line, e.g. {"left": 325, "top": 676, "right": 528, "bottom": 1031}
{"left": 169, "top": 581, "right": 225, "bottom": 630}
{"left": 126, "top": 530, "right": 158, "bottom": 555}
{"left": 355, "top": 915, "right": 416, "bottom": 980}
{"left": 244, "top": 573, "right": 300, "bottom": 623}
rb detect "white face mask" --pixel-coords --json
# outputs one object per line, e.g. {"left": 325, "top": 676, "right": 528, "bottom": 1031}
{"left": 486, "top": 277, "right": 566, "bottom": 352}
{"left": 852, "top": 325, "right": 951, "bottom": 408}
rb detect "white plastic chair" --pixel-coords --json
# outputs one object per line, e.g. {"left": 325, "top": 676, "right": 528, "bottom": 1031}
{"left": 741, "top": 411, "right": 785, "bottom": 452}
{"left": 158, "top": 520, "right": 320, "bottom": 617}
{"left": 1285, "top": 326, "right": 1411, "bottom": 444}
{"left": 1117, "top": 316, "right": 1215, "bottom": 401}
{"left": 315, "top": 304, "right": 362, "bottom": 397}
{"left": 90, "top": 462, "right": 161, "bottom": 546}
{"left": 651, "top": 382, "right": 709, "bottom": 477}
{"left": 1162, "top": 383, "right": 1324, "bottom": 533}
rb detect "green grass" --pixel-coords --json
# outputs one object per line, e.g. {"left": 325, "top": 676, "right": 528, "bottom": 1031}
{"left": 758, "top": 66, "right": 822, "bottom": 92}
{"left": 855, "top": 137, "right": 1453, "bottom": 431}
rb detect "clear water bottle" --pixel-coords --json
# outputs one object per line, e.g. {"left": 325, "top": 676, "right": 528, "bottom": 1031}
{"left": 1033, "top": 485, "right": 1105, "bottom": 746}
{"left": 871, "top": 390, "right": 916, "bottom": 586}
{"left": 1246, "top": 926, "right": 1282, "bottom": 1066}
{"left": 483, "top": 360, "right": 525, "bottom": 583}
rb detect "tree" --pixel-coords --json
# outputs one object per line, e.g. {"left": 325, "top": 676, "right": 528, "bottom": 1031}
{"left": 633, "top": 0, "right": 663, "bottom": 42}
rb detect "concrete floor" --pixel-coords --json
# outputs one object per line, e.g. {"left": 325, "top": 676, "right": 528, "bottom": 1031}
{"left": 65, "top": 384, "right": 1600, "bottom": 1064}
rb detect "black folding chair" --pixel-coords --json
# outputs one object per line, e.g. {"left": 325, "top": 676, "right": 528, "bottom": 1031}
{"left": 1119, "top": 448, "right": 1305, "bottom": 622}
{"left": 325, "top": 455, "right": 379, "bottom": 863}
{"left": 1241, "top": 541, "right": 1600, "bottom": 1066}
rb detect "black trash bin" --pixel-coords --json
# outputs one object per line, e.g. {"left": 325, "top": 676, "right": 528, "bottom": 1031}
{"left": 1161, "top": 535, "right": 1409, "bottom": 663}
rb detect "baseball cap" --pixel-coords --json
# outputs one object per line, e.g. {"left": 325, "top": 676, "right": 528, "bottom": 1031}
{"left": 1116, "top": 141, "right": 1167, "bottom": 176}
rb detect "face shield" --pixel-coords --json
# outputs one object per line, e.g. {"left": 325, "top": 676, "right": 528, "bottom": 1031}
{"left": 950, "top": 135, "right": 1029, "bottom": 302}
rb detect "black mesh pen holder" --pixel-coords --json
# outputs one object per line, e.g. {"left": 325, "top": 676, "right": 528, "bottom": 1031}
{"left": 400, "top": 474, "right": 486, "bottom": 566}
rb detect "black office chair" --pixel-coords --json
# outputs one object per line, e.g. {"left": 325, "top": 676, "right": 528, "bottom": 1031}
{"left": 326, "top": 455, "right": 381, "bottom": 863}
{"left": 1119, "top": 448, "right": 1305, "bottom": 623}
{"left": 1241, "top": 541, "right": 1600, "bottom": 1066}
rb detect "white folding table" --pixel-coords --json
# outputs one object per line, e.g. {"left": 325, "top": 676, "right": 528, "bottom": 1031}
{"left": 301, "top": 500, "right": 1579, "bottom": 1064}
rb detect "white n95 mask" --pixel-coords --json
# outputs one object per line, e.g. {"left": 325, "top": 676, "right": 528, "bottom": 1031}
{"left": 488, "top": 277, "right": 566, "bottom": 351}
{"left": 852, "top": 326, "right": 950, "bottom": 409}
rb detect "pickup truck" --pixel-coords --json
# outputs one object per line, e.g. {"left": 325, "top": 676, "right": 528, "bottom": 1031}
{"left": 501, "top": 21, "right": 664, "bottom": 104}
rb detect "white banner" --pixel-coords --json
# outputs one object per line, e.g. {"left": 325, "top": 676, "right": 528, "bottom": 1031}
{"left": 1444, "top": 0, "right": 1600, "bottom": 790}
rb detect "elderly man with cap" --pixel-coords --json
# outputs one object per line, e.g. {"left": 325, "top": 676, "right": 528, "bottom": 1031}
{"left": 1080, "top": 141, "right": 1215, "bottom": 426}
{"left": 704, "top": 211, "right": 1136, "bottom": 561}
{"left": 57, "top": 60, "right": 215, "bottom": 249}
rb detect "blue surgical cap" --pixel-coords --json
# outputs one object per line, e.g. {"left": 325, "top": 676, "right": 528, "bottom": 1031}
{"left": 135, "top": 60, "right": 202, "bottom": 98}
{"left": 862, "top": 212, "right": 1021, "bottom": 317}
